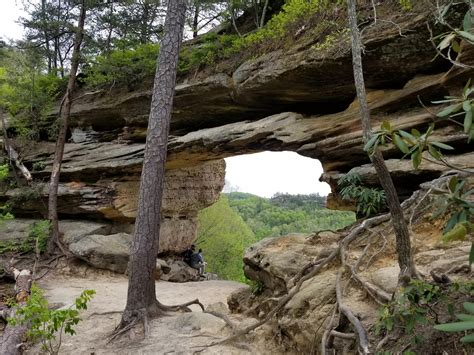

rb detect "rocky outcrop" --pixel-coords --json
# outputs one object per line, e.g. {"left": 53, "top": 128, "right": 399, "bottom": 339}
{"left": 227, "top": 179, "right": 474, "bottom": 353}
{"left": 68, "top": 232, "right": 132, "bottom": 273}
{"left": 62, "top": 8, "right": 454, "bottom": 138}
{"left": 243, "top": 232, "right": 339, "bottom": 295}
{"left": 2, "top": 159, "right": 225, "bottom": 254}
{"left": 2, "top": 5, "right": 473, "bottom": 281}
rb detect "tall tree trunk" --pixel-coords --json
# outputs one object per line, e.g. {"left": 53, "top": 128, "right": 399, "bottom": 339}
{"left": 47, "top": 1, "right": 86, "bottom": 256}
{"left": 140, "top": 1, "right": 150, "bottom": 44}
{"left": 192, "top": 3, "right": 200, "bottom": 38}
{"left": 347, "top": 0, "right": 416, "bottom": 282}
{"left": 259, "top": 0, "right": 269, "bottom": 28}
{"left": 41, "top": 0, "right": 52, "bottom": 73}
{"left": 105, "top": 1, "right": 114, "bottom": 53}
{"left": 118, "top": 0, "right": 187, "bottom": 329}
{"left": 252, "top": 0, "right": 260, "bottom": 28}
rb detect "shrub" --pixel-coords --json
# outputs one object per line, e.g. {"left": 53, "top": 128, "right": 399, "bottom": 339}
{"left": 377, "top": 280, "right": 474, "bottom": 345}
{"left": 84, "top": 43, "right": 159, "bottom": 89}
{"left": 338, "top": 173, "right": 386, "bottom": 217}
{"left": 9, "top": 284, "right": 95, "bottom": 355}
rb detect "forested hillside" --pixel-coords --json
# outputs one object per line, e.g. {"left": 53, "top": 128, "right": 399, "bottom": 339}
{"left": 197, "top": 193, "right": 355, "bottom": 281}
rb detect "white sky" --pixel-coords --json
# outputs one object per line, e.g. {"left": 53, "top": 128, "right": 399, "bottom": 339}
{"left": 225, "top": 152, "right": 331, "bottom": 198}
{"left": 0, "top": 3, "right": 331, "bottom": 198}
{"left": 0, "top": 0, "right": 23, "bottom": 41}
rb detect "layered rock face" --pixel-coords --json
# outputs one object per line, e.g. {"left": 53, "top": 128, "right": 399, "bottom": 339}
{"left": 2, "top": 6, "right": 473, "bottom": 275}
{"left": 41, "top": 8, "right": 473, "bottom": 199}
{"left": 2, "top": 158, "right": 225, "bottom": 256}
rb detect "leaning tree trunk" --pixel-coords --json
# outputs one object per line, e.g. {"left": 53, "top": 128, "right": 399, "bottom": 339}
{"left": 0, "top": 268, "right": 33, "bottom": 355}
{"left": 347, "top": 0, "right": 417, "bottom": 282}
{"left": 117, "top": 0, "right": 187, "bottom": 330}
{"left": 47, "top": 0, "right": 86, "bottom": 256}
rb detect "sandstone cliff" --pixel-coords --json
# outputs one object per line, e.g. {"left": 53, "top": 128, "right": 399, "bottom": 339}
{"left": 1, "top": 4, "right": 473, "bottom": 276}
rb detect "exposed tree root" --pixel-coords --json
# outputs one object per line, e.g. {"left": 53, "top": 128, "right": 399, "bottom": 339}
{"left": 108, "top": 297, "right": 234, "bottom": 344}
{"left": 197, "top": 247, "right": 341, "bottom": 349}
{"left": 330, "top": 330, "right": 356, "bottom": 339}
{"left": 335, "top": 271, "right": 370, "bottom": 354}
{"left": 320, "top": 303, "right": 339, "bottom": 355}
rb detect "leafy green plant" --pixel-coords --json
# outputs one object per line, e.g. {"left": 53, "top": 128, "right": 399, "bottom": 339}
{"left": 434, "top": 79, "right": 474, "bottom": 142}
{"left": 9, "top": 284, "right": 95, "bottom": 355}
{"left": 376, "top": 280, "right": 442, "bottom": 336}
{"left": 432, "top": 3, "right": 474, "bottom": 70}
{"left": 364, "top": 121, "right": 454, "bottom": 169}
{"left": 0, "top": 164, "right": 13, "bottom": 224}
{"left": 434, "top": 302, "right": 474, "bottom": 343}
{"left": 84, "top": 43, "right": 159, "bottom": 89}
{"left": 0, "top": 220, "right": 50, "bottom": 254}
{"left": 32, "top": 161, "right": 45, "bottom": 172}
{"left": 431, "top": 176, "right": 474, "bottom": 264}
{"left": 399, "top": 0, "right": 412, "bottom": 11}
{"left": 0, "top": 164, "right": 8, "bottom": 180}
{"left": 338, "top": 173, "right": 386, "bottom": 217}
{"left": 28, "top": 220, "right": 51, "bottom": 254}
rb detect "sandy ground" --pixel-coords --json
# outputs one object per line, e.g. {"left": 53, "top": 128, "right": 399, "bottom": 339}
{"left": 27, "top": 274, "right": 276, "bottom": 355}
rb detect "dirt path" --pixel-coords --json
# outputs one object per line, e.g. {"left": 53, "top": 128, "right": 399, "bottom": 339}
{"left": 29, "top": 274, "right": 274, "bottom": 354}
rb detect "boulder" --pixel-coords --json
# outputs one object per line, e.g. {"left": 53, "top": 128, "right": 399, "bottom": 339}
{"left": 160, "top": 259, "right": 200, "bottom": 282}
{"left": 206, "top": 301, "right": 229, "bottom": 315}
{"left": 227, "top": 287, "right": 254, "bottom": 314}
{"left": 243, "top": 233, "right": 334, "bottom": 294}
{"left": 68, "top": 233, "right": 132, "bottom": 273}
{"left": 173, "top": 312, "right": 226, "bottom": 335}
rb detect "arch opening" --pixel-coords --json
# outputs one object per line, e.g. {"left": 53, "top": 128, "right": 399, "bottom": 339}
{"left": 195, "top": 151, "right": 355, "bottom": 282}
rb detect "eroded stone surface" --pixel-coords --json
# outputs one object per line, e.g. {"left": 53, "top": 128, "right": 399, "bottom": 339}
{"left": 68, "top": 233, "right": 132, "bottom": 273}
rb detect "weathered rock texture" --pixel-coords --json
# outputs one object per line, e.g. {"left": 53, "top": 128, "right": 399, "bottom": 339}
{"left": 2, "top": 5, "right": 473, "bottom": 274}
{"left": 227, "top": 178, "right": 474, "bottom": 353}
{"left": 1, "top": 159, "right": 225, "bottom": 255}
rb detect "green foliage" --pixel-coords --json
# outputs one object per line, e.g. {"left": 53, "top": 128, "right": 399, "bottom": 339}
{"left": 178, "top": 33, "right": 239, "bottom": 73}
{"left": 82, "top": 0, "right": 349, "bottom": 88}
{"left": 0, "top": 164, "right": 8, "bottom": 181}
{"left": 365, "top": 121, "right": 454, "bottom": 169}
{"left": 28, "top": 220, "right": 51, "bottom": 254}
{"left": 431, "top": 176, "right": 474, "bottom": 263}
{"left": 434, "top": 302, "right": 474, "bottom": 343}
{"left": 433, "top": 2, "right": 474, "bottom": 68}
{"left": 377, "top": 280, "right": 474, "bottom": 347}
{"left": 84, "top": 43, "right": 159, "bottom": 89}
{"left": 399, "top": 0, "right": 412, "bottom": 11}
{"left": 377, "top": 280, "right": 442, "bottom": 337}
{"left": 366, "top": 82, "right": 474, "bottom": 266}
{"left": 0, "top": 220, "right": 50, "bottom": 254}
{"left": 229, "top": 0, "right": 344, "bottom": 52}
{"left": 338, "top": 173, "right": 386, "bottom": 217}
{"left": 433, "top": 79, "right": 474, "bottom": 142}
{"left": 0, "top": 48, "right": 64, "bottom": 140}
{"left": 32, "top": 161, "right": 46, "bottom": 172}
{"left": 0, "top": 164, "right": 13, "bottom": 225}
{"left": 9, "top": 284, "right": 95, "bottom": 355}
{"left": 228, "top": 192, "right": 354, "bottom": 239}
{"left": 197, "top": 192, "right": 354, "bottom": 282}
{"left": 197, "top": 195, "right": 257, "bottom": 282}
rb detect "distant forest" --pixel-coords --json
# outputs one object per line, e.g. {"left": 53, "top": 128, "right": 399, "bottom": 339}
{"left": 196, "top": 193, "right": 355, "bottom": 282}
